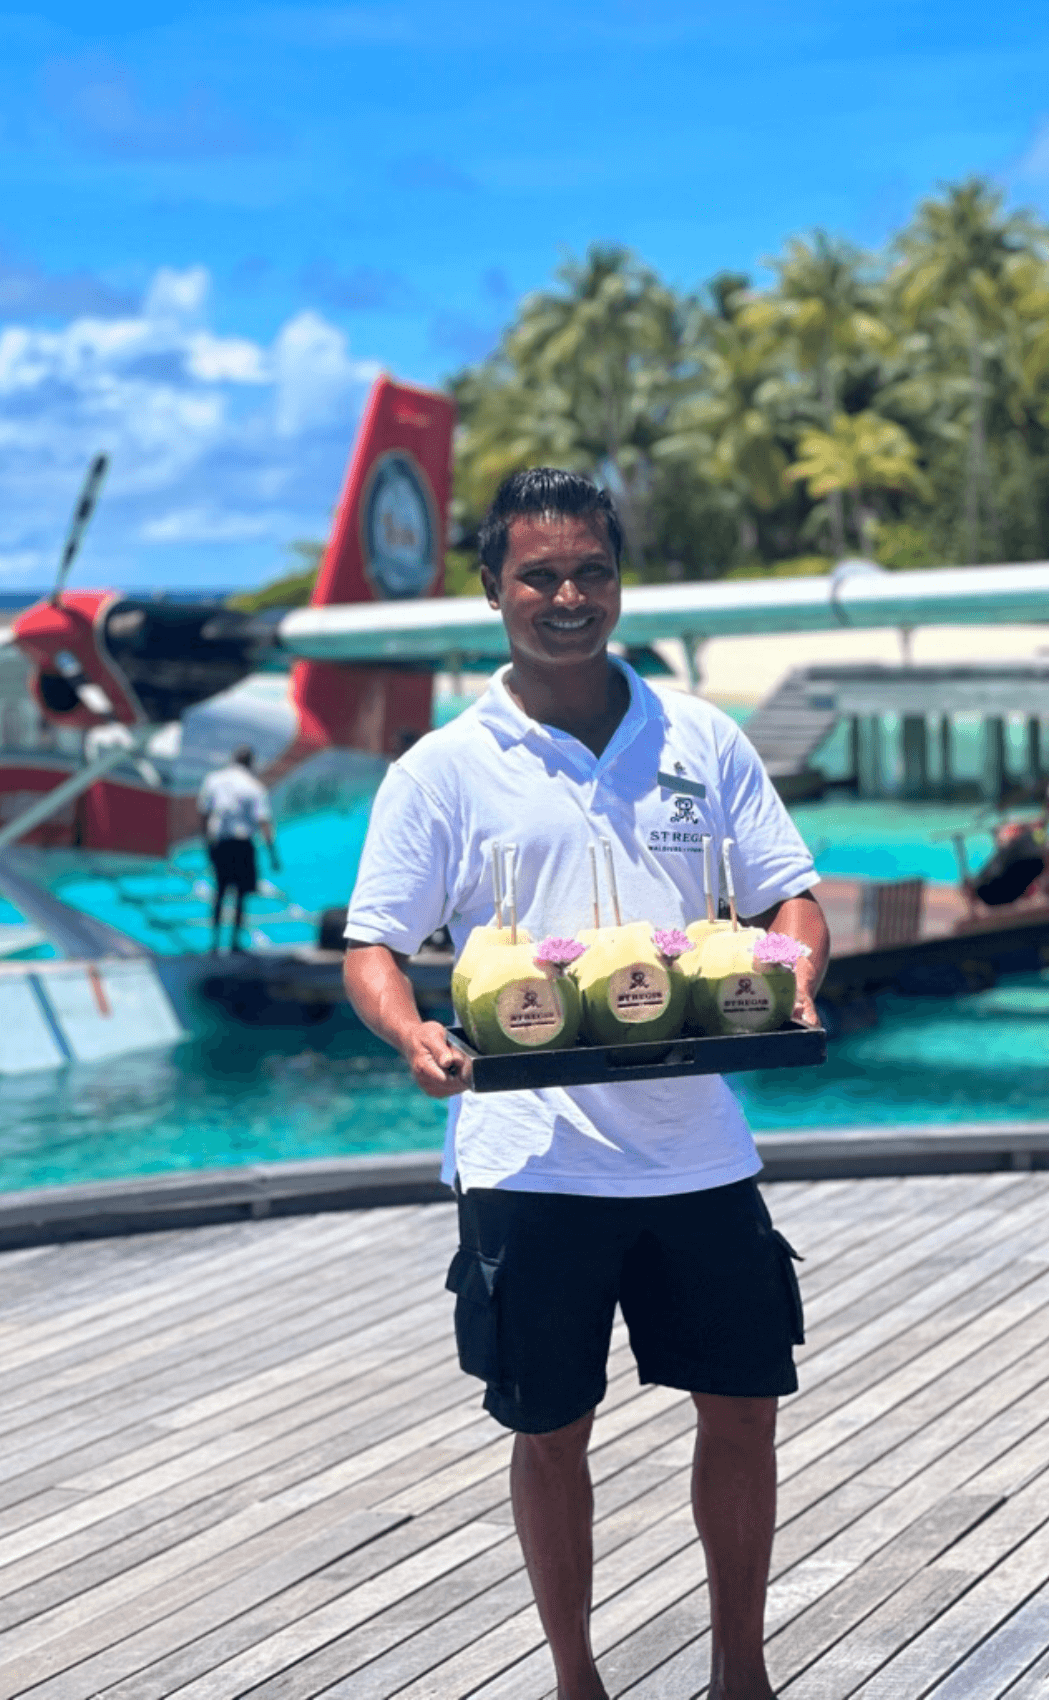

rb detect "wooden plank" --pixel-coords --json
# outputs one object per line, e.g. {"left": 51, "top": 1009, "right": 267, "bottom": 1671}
{"left": 10, "top": 1519, "right": 510, "bottom": 1700}
{"left": 0, "top": 1210, "right": 451, "bottom": 1416}
{"left": 923, "top": 1578, "right": 1049, "bottom": 1699}
{"left": 783, "top": 1477, "right": 1049, "bottom": 1698}
{"left": 0, "top": 1175, "right": 1044, "bottom": 1700}
{"left": 995, "top": 1643, "right": 1049, "bottom": 1697}
{"left": 109, "top": 1456, "right": 689, "bottom": 1700}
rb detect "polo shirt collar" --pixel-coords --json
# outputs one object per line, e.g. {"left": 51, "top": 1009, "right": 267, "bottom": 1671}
{"left": 474, "top": 658, "right": 655, "bottom": 771}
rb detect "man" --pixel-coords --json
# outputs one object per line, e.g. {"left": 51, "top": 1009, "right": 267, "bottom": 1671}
{"left": 197, "top": 744, "right": 280, "bottom": 952}
{"left": 343, "top": 469, "right": 828, "bottom": 1700}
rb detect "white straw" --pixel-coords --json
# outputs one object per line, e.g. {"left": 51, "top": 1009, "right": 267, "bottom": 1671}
{"left": 588, "top": 843, "right": 601, "bottom": 931}
{"left": 504, "top": 843, "right": 518, "bottom": 944}
{"left": 600, "top": 837, "right": 622, "bottom": 927}
{"left": 492, "top": 840, "right": 504, "bottom": 928}
{"left": 701, "top": 834, "right": 716, "bottom": 923}
{"left": 721, "top": 837, "right": 738, "bottom": 930}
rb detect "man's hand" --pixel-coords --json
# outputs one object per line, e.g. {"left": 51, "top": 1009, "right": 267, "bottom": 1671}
{"left": 746, "top": 890, "right": 829, "bottom": 1030}
{"left": 343, "top": 941, "right": 472, "bottom": 1098}
{"left": 792, "top": 961, "right": 820, "bottom": 1028}
{"left": 405, "top": 1021, "right": 474, "bottom": 1098}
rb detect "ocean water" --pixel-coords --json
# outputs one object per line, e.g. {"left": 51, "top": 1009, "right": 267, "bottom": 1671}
{"left": 0, "top": 972, "right": 1045, "bottom": 1193}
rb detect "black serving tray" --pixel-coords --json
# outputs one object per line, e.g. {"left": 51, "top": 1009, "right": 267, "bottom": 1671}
{"left": 447, "top": 1023, "right": 826, "bottom": 1095}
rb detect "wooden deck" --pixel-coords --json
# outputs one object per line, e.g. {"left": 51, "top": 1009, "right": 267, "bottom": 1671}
{"left": 2, "top": 1172, "right": 1048, "bottom": 1697}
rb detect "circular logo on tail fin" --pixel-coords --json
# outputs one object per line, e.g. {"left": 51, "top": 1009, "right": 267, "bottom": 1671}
{"left": 362, "top": 452, "right": 438, "bottom": 599}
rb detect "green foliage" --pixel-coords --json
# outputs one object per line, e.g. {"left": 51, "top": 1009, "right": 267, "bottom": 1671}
{"left": 227, "top": 542, "right": 323, "bottom": 611}
{"left": 443, "top": 547, "right": 481, "bottom": 597}
{"left": 871, "top": 521, "right": 942, "bottom": 570}
{"left": 449, "top": 181, "right": 1049, "bottom": 577}
{"left": 725, "top": 555, "right": 832, "bottom": 580}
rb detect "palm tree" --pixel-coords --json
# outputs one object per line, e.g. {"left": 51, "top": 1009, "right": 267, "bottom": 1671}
{"left": 658, "top": 301, "right": 792, "bottom": 558}
{"left": 499, "top": 246, "right": 684, "bottom": 569}
{"left": 890, "top": 178, "right": 1045, "bottom": 561}
{"left": 786, "top": 411, "right": 931, "bottom": 553}
{"left": 741, "top": 233, "right": 888, "bottom": 556}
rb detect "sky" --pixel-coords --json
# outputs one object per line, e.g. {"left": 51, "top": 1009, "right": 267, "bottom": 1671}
{"left": 2, "top": 1, "right": 1049, "bottom": 593}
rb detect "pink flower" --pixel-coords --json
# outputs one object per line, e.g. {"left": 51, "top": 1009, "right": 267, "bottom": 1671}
{"left": 653, "top": 928, "right": 694, "bottom": 960}
{"left": 534, "top": 936, "right": 587, "bottom": 968}
{"left": 753, "top": 931, "right": 805, "bottom": 968}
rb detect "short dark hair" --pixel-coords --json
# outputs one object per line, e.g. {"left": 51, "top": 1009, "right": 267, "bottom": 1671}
{"left": 477, "top": 468, "right": 623, "bottom": 578}
{"left": 233, "top": 745, "right": 254, "bottom": 768}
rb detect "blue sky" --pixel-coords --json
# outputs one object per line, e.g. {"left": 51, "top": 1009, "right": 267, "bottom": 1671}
{"left": 2, "top": 0, "right": 1049, "bottom": 591}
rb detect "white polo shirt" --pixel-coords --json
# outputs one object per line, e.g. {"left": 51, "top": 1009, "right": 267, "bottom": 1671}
{"left": 345, "top": 662, "right": 818, "bottom": 1197}
{"left": 197, "top": 764, "right": 271, "bottom": 843}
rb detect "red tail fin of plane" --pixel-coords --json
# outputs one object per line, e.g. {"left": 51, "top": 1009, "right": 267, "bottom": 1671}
{"left": 292, "top": 377, "right": 456, "bottom": 753}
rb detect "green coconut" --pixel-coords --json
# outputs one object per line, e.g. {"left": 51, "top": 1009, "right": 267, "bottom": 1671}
{"left": 685, "top": 926, "right": 766, "bottom": 1032}
{"left": 452, "top": 925, "right": 532, "bottom": 1044}
{"left": 465, "top": 943, "right": 582, "bottom": 1055}
{"left": 692, "top": 930, "right": 795, "bottom": 1035}
{"left": 572, "top": 922, "right": 687, "bottom": 1046}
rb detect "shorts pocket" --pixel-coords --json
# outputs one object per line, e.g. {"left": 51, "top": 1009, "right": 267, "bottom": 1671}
{"left": 771, "top": 1230, "right": 806, "bottom": 1346}
{"left": 445, "top": 1246, "right": 503, "bottom": 1383}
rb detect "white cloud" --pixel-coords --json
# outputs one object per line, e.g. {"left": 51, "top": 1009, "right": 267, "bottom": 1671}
{"left": 144, "top": 265, "right": 210, "bottom": 322}
{"left": 0, "top": 266, "right": 378, "bottom": 586}
{"left": 273, "top": 310, "right": 379, "bottom": 436}
{"left": 187, "top": 333, "right": 269, "bottom": 384}
{"left": 140, "top": 508, "right": 274, "bottom": 543}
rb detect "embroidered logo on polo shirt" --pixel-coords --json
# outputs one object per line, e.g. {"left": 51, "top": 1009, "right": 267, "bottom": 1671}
{"left": 651, "top": 762, "right": 708, "bottom": 853}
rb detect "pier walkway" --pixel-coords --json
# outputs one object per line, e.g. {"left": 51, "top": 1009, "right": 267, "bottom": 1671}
{"left": 1, "top": 1172, "right": 1048, "bottom": 1697}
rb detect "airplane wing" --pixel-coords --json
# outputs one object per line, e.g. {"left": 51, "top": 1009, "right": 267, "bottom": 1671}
{"left": 0, "top": 851, "right": 146, "bottom": 959}
{"left": 277, "top": 561, "right": 1049, "bottom": 665}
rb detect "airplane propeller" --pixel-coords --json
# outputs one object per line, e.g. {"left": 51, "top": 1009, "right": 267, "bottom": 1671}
{"left": 52, "top": 454, "right": 108, "bottom": 607}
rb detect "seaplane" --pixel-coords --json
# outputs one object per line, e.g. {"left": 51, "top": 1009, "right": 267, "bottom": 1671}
{"left": 2, "top": 370, "right": 1049, "bottom": 1071}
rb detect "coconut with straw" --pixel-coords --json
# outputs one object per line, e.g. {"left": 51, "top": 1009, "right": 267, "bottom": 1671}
{"left": 451, "top": 841, "right": 533, "bottom": 1043}
{"left": 685, "top": 837, "right": 810, "bottom": 1034}
{"left": 461, "top": 844, "right": 584, "bottom": 1054}
{"left": 571, "top": 838, "right": 689, "bottom": 1045}
{"left": 678, "top": 833, "right": 734, "bottom": 1019}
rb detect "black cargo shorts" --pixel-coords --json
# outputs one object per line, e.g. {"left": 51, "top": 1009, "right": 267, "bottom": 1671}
{"left": 445, "top": 1177, "right": 804, "bottom": 1434}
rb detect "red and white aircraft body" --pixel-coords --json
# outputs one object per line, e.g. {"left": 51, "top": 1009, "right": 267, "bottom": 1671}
{"left": 0, "top": 378, "right": 455, "bottom": 883}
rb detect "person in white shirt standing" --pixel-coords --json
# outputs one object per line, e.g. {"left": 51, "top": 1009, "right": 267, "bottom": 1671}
{"left": 197, "top": 745, "right": 280, "bottom": 952}
{"left": 343, "top": 470, "right": 829, "bottom": 1700}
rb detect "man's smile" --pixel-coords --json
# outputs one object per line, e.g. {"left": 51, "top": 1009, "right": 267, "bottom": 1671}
{"left": 539, "top": 612, "right": 597, "bottom": 632}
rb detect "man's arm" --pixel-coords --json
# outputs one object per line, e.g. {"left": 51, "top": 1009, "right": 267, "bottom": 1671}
{"left": 343, "top": 940, "right": 471, "bottom": 1098}
{"left": 741, "top": 889, "right": 829, "bottom": 1028}
{"left": 258, "top": 817, "right": 280, "bottom": 869}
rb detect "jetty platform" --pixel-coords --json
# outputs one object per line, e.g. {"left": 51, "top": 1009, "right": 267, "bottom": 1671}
{"left": 2, "top": 1171, "right": 1048, "bottom": 1698}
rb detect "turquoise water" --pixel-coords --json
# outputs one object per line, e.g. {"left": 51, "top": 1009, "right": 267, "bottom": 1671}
{"left": 0, "top": 972, "right": 1045, "bottom": 1192}
{"left": 0, "top": 754, "right": 1045, "bottom": 1192}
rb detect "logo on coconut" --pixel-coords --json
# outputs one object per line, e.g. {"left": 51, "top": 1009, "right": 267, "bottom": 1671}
{"left": 495, "top": 979, "right": 566, "bottom": 1046}
{"left": 717, "top": 972, "right": 774, "bottom": 1030}
{"left": 609, "top": 963, "right": 671, "bottom": 1022}
{"left": 362, "top": 452, "right": 438, "bottom": 599}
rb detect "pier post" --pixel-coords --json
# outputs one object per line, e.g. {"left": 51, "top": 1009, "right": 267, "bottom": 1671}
{"left": 856, "top": 716, "right": 883, "bottom": 797}
{"left": 939, "top": 716, "right": 953, "bottom": 794}
{"left": 847, "top": 717, "right": 860, "bottom": 788}
{"left": 1027, "top": 717, "right": 1042, "bottom": 784}
{"left": 981, "top": 717, "right": 1007, "bottom": 801}
{"left": 902, "top": 716, "right": 928, "bottom": 798}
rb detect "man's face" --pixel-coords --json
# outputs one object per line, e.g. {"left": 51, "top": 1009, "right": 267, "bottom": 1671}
{"left": 482, "top": 513, "right": 621, "bottom": 669}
